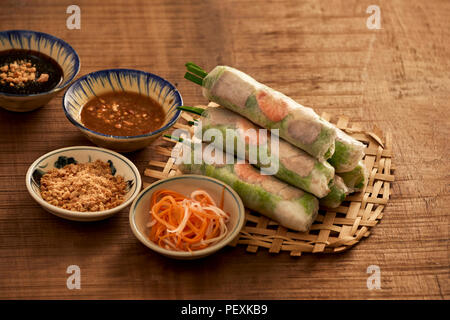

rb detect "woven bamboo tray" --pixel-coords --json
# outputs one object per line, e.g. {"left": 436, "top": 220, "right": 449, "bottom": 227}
{"left": 144, "top": 105, "right": 394, "bottom": 256}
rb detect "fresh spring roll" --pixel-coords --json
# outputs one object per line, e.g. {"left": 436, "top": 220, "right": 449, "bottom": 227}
{"left": 319, "top": 176, "right": 349, "bottom": 209}
{"left": 200, "top": 106, "right": 335, "bottom": 198}
{"left": 328, "top": 128, "right": 365, "bottom": 173}
{"left": 200, "top": 65, "right": 337, "bottom": 161}
{"left": 338, "top": 160, "right": 368, "bottom": 193}
{"left": 178, "top": 146, "right": 319, "bottom": 232}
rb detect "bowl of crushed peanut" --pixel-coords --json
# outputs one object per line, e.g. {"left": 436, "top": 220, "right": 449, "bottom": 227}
{"left": 25, "top": 146, "right": 142, "bottom": 221}
{"left": 0, "top": 30, "right": 80, "bottom": 112}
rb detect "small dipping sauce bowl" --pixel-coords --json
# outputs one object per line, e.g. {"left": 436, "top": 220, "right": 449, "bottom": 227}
{"left": 63, "top": 69, "right": 182, "bottom": 152}
{"left": 0, "top": 30, "right": 80, "bottom": 112}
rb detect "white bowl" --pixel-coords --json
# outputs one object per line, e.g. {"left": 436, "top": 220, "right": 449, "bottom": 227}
{"left": 129, "top": 174, "right": 245, "bottom": 259}
{"left": 26, "top": 146, "right": 142, "bottom": 221}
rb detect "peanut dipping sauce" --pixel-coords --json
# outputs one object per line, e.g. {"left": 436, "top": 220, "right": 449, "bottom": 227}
{"left": 80, "top": 91, "right": 166, "bottom": 136}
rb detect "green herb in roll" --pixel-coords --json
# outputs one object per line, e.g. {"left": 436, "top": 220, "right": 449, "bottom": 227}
{"left": 338, "top": 160, "right": 368, "bottom": 192}
{"left": 319, "top": 176, "right": 349, "bottom": 209}
{"left": 328, "top": 128, "right": 365, "bottom": 173}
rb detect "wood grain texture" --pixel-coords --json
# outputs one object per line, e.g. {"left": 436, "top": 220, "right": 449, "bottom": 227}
{"left": 0, "top": 0, "right": 448, "bottom": 299}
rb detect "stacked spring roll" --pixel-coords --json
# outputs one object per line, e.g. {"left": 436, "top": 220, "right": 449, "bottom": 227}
{"left": 179, "top": 105, "right": 350, "bottom": 209}
{"left": 195, "top": 65, "right": 337, "bottom": 161}
{"left": 200, "top": 106, "right": 360, "bottom": 207}
{"left": 181, "top": 63, "right": 369, "bottom": 228}
{"left": 178, "top": 144, "right": 319, "bottom": 232}
{"left": 185, "top": 63, "right": 365, "bottom": 171}
{"left": 197, "top": 106, "right": 335, "bottom": 198}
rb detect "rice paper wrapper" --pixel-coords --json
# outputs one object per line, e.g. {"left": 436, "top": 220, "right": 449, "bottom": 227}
{"left": 328, "top": 128, "right": 365, "bottom": 173}
{"left": 178, "top": 145, "right": 319, "bottom": 232}
{"left": 202, "top": 66, "right": 336, "bottom": 161}
{"left": 338, "top": 160, "right": 368, "bottom": 193}
{"left": 201, "top": 106, "right": 335, "bottom": 198}
{"left": 319, "top": 176, "right": 349, "bottom": 208}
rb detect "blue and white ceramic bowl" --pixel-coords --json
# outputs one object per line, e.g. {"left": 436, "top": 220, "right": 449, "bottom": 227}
{"left": 63, "top": 69, "right": 183, "bottom": 152}
{"left": 129, "top": 175, "right": 245, "bottom": 259}
{"left": 26, "top": 146, "right": 142, "bottom": 222}
{"left": 0, "top": 30, "right": 80, "bottom": 112}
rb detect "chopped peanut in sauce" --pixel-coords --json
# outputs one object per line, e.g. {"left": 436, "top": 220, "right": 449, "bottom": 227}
{"left": 80, "top": 91, "right": 166, "bottom": 136}
{"left": 0, "top": 60, "right": 48, "bottom": 87}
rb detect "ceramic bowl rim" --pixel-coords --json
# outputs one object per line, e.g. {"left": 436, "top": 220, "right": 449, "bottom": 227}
{"left": 0, "top": 29, "right": 81, "bottom": 98}
{"left": 25, "top": 146, "right": 142, "bottom": 220}
{"left": 62, "top": 68, "right": 183, "bottom": 140}
{"left": 129, "top": 174, "right": 245, "bottom": 258}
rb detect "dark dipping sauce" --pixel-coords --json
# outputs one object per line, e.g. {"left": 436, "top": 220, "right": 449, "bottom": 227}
{"left": 80, "top": 91, "right": 166, "bottom": 136}
{"left": 0, "top": 49, "right": 63, "bottom": 95}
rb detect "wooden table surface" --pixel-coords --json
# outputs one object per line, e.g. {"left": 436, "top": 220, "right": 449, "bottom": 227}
{"left": 0, "top": 0, "right": 448, "bottom": 300}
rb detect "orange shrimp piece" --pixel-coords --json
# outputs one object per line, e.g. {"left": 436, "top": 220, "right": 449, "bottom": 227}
{"left": 256, "top": 89, "right": 289, "bottom": 122}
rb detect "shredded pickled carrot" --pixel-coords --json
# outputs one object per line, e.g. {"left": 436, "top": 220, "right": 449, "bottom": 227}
{"left": 148, "top": 189, "right": 230, "bottom": 252}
